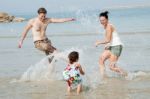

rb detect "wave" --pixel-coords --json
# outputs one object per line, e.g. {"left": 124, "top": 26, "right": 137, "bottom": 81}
{"left": 101, "top": 4, "right": 150, "bottom": 11}
{"left": 106, "top": 70, "right": 150, "bottom": 81}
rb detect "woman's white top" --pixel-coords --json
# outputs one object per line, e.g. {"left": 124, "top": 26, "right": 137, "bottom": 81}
{"left": 109, "top": 30, "right": 123, "bottom": 46}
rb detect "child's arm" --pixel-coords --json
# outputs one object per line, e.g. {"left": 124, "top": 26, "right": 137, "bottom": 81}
{"left": 76, "top": 63, "right": 85, "bottom": 75}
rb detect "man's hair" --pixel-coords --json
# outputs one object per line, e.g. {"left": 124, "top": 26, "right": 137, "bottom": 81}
{"left": 68, "top": 51, "right": 79, "bottom": 64}
{"left": 38, "top": 7, "right": 47, "bottom": 14}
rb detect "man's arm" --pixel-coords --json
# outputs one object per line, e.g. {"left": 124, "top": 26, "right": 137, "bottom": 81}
{"left": 18, "top": 20, "right": 32, "bottom": 48}
{"left": 48, "top": 18, "right": 75, "bottom": 23}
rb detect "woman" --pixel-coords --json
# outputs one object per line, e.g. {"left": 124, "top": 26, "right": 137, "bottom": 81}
{"left": 95, "top": 11, "right": 127, "bottom": 78}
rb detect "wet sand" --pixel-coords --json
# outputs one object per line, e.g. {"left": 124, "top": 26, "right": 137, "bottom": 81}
{"left": 0, "top": 73, "right": 150, "bottom": 99}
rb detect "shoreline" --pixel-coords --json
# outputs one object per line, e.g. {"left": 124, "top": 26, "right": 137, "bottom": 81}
{"left": 0, "top": 31, "right": 149, "bottom": 38}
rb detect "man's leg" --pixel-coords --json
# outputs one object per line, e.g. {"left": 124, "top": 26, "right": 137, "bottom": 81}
{"left": 35, "top": 41, "right": 56, "bottom": 63}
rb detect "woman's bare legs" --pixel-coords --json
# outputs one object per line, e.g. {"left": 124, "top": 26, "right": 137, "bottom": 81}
{"left": 99, "top": 50, "right": 111, "bottom": 78}
{"left": 109, "top": 54, "right": 127, "bottom": 76}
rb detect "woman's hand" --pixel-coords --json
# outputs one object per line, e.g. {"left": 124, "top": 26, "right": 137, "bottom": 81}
{"left": 95, "top": 40, "right": 101, "bottom": 47}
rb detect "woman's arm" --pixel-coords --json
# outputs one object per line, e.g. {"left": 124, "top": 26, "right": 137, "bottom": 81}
{"left": 95, "top": 24, "right": 113, "bottom": 46}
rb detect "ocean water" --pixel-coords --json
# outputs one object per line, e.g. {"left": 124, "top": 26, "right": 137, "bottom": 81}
{"left": 0, "top": 7, "right": 150, "bottom": 99}
{"left": 0, "top": 7, "right": 150, "bottom": 37}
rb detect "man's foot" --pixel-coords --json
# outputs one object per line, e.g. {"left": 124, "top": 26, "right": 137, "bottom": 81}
{"left": 48, "top": 56, "right": 54, "bottom": 63}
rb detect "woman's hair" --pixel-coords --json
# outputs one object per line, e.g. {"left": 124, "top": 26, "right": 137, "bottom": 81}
{"left": 99, "top": 11, "right": 109, "bottom": 19}
{"left": 68, "top": 51, "right": 79, "bottom": 64}
{"left": 38, "top": 7, "right": 47, "bottom": 14}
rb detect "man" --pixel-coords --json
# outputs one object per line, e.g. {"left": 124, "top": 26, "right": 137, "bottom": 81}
{"left": 18, "top": 7, "right": 75, "bottom": 62}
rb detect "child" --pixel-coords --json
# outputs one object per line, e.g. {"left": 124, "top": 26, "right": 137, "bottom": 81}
{"left": 63, "top": 51, "right": 85, "bottom": 95}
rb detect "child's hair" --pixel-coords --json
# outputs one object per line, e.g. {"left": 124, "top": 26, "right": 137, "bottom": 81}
{"left": 68, "top": 51, "right": 79, "bottom": 64}
{"left": 99, "top": 11, "right": 109, "bottom": 19}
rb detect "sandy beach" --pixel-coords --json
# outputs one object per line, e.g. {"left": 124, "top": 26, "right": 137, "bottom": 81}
{"left": 0, "top": 72, "right": 150, "bottom": 99}
{"left": 0, "top": 1, "right": 150, "bottom": 98}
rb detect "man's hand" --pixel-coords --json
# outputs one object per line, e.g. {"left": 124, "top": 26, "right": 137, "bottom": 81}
{"left": 18, "top": 41, "right": 23, "bottom": 48}
{"left": 70, "top": 18, "right": 76, "bottom": 21}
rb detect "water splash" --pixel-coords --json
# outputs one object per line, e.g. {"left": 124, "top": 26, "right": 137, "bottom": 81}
{"left": 10, "top": 47, "right": 103, "bottom": 90}
{"left": 20, "top": 55, "right": 56, "bottom": 82}
{"left": 17, "top": 48, "right": 83, "bottom": 82}
{"left": 125, "top": 71, "right": 147, "bottom": 80}
{"left": 75, "top": 9, "right": 102, "bottom": 34}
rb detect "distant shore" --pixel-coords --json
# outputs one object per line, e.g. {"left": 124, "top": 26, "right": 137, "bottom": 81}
{"left": 0, "top": 12, "right": 25, "bottom": 23}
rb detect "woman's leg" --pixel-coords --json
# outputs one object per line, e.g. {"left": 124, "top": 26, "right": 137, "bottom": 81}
{"left": 99, "top": 50, "right": 111, "bottom": 78}
{"left": 109, "top": 54, "right": 127, "bottom": 76}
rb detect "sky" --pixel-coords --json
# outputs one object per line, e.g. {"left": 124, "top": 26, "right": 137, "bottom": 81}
{"left": 1, "top": 0, "right": 150, "bottom": 14}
